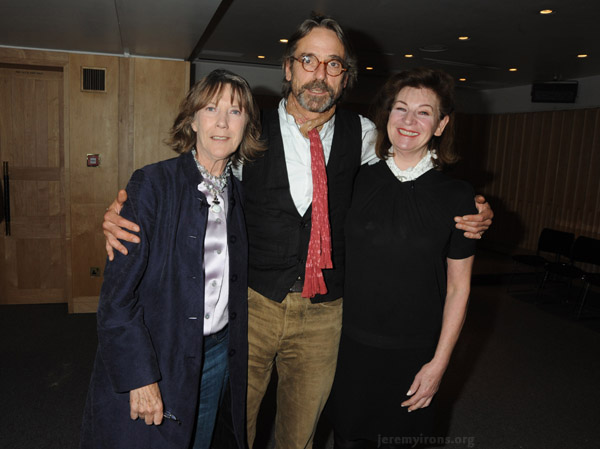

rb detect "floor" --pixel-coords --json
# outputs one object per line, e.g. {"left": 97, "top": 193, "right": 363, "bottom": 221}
{"left": 1, "top": 247, "right": 599, "bottom": 449}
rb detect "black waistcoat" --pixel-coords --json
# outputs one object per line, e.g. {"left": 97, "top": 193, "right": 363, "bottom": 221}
{"left": 243, "top": 108, "right": 362, "bottom": 303}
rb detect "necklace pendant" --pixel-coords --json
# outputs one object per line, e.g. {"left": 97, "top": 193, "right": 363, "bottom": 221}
{"left": 210, "top": 203, "right": 222, "bottom": 214}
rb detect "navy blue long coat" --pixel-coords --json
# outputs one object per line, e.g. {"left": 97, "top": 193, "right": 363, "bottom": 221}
{"left": 80, "top": 151, "right": 248, "bottom": 449}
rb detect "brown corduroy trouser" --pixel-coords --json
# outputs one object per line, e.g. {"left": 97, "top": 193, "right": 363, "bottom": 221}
{"left": 246, "top": 287, "right": 343, "bottom": 449}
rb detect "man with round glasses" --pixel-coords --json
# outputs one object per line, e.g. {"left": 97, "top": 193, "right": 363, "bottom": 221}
{"left": 234, "top": 15, "right": 488, "bottom": 449}
{"left": 291, "top": 55, "right": 348, "bottom": 76}
{"left": 101, "top": 14, "right": 493, "bottom": 449}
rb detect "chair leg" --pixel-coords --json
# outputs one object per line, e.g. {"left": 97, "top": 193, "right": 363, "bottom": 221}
{"left": 508, "top": 263, "right": 545, "bottom": 295}
{"left": 564, "top": 278, "right": 575, "bottom": 304}
{"left": 576, "top": 282, "right": 591, "bottom": 319}
{"left": 536, "top": 270, "right": 550, "bottom": 303}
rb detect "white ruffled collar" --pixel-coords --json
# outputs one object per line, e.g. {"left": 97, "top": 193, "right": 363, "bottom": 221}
{"left": 385, "top": 149, "right": 436, "bottom": 182}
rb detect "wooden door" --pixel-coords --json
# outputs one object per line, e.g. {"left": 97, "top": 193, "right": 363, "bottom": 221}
{"left": 0, "top": 65, "right": 68, "bottom": 304}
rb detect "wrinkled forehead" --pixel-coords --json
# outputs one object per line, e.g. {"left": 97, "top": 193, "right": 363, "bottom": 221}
{"left": 295, "top": 28, "right": 346, "bottom": 60}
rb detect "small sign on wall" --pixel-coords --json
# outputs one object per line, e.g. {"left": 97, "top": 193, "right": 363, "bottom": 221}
{"left": 87, "top": 154, "right": 100, "bottom": 167}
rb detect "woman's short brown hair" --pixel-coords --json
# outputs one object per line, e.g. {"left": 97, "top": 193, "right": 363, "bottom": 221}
{"left": 168, "top": 69, "right": 265, "bottom": 165}
{"left": 374, "top": 67, "right": 457, "bottom": 168}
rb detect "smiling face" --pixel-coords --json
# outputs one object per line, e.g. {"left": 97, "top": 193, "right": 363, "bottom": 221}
{"left": 387, "top": 86, "right": 450, "bottom": 169}
{"left": 191, "top": 84, "right": 247, "bottom": 175}
{"left": 285, "top": 27, "right": 347, "bottom": 116}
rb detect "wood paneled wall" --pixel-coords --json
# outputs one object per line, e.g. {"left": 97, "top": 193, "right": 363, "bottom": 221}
{"left": 0, "top": 50, "right": 71, "bottom": 306}
{"left": 453, "top": 108, "right": 600, "bottom": 255}
{"left": 0, "top": 63, "right": 68, "bottom": 304}
{"left": 68, "top": 54, "right": 121, "bottom": 310}
{"left": 69, "top": 55, "right": 190, "bottom": 313}
{"left": 0, "top": 48, "right": 189, "bottom": 312}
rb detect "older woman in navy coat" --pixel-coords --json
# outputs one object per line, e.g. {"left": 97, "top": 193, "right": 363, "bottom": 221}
{"left": 81, "top": 70, "right": 264, "bottom": 449}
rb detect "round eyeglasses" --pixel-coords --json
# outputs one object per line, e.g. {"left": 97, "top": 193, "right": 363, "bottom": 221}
{"left": 291, "top": 55, "right": 347, "bottom": 77}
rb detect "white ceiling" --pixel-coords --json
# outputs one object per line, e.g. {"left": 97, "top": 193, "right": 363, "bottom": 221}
{"left": 1, "top": 0, "right": 598, "bottom": 90}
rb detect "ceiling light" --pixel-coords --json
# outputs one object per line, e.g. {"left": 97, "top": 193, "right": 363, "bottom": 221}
{"left": 366, "top": 67, "right": 374, "bottom": 70}
{"left": 577, "top": 54, "right": 588, "bottom": 58}
{"left": 458, "top": 36, "right": 470, "bottom": 41}
{"left": 404, "top": 54, "right": 414, "bottom": 58}
{"left": 279, "top": 39, "right": 288, "bottom": 43}
{"left": 459, "top": 78, "right": 467, "bottom": 82}
{"left": 539, "top": 9, "right": 554, "bottom": 14}
{"left": 257, "top": 55, "right": 265, "bottom": 59}
{"left": 509, "top": 68, "right": 517, "bottom": 72}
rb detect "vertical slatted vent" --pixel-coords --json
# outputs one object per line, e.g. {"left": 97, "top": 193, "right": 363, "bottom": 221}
{"left": 81, "top": 67, "right": 106, "bottom": 92}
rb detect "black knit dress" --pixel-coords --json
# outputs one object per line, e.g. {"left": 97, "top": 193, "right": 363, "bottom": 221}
{"left": 328, "top": 161, "right": 476, "bottom": 441}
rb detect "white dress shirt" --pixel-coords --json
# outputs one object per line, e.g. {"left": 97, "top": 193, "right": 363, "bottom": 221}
{"left": 233, "top": 99, "right": 378, "bottom": 215}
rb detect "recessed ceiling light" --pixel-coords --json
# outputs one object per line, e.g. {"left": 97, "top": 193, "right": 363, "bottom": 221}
{"left": 257, "top": 55, "right": 265, "bottom": 59}
{"left": 404, "top": 54, "right": 414, "bottom": 58}
{"left": 459, "top": 78, "right": 467, "bottom": 82}
{"left": 577, "top": 54, "right": 588, "bottom": 58}
{"left": 539, "top": 9, "right": 554, "bottom": 15}
{"left": 458, "top": 36, "right": 470, "bottom": 41}
{"left": 509, "top": 68, "right": 518, "bottom": 72}
{"left": 365, "top": 67, "right": 374, "bottom": 71}
{"left": 279, "top": 39, "right": 288, "bottom": 43}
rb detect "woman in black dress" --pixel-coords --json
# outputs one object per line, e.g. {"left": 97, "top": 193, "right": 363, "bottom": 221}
{"left": 329, "top": 68, "right": 476, "bottom": 449}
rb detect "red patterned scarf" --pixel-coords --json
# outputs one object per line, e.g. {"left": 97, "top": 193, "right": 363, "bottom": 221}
{"left": 286, "top": 97, "right": 335, "bottom": 298}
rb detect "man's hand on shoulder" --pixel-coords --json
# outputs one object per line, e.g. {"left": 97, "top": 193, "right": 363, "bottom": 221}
{"left": 454, "top": 195, "right": 493, "bottom": 240}
{"left": 103, "top": 189, "right": 141, "bottom": 260}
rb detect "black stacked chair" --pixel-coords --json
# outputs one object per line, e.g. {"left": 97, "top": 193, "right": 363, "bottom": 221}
{"left": 575, "top": 237, "right": 600, "bottom": 318}
{"left": 537, "top": 236, "right": 599, "bottom": 308}
{"left": 508, "top": 228, "right": 575, "bottom": 292}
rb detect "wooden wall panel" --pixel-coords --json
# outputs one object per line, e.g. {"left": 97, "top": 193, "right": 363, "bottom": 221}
{"left": 455, "top": 108, "right": 600, "bottom": 264}
{"left": 70, "top": 203, "right": 106, "bottom": 298}
{"left": 68, "top": 54, "right": 120, "bottom": 204}
{"left": 68, "top": 54, "right": 120, "bottom": 308}
{"left": 0, "top": 48, "right": 69, "bottom": 67}
{"left": 132, "top": 58, "right": 190, "bottom": 171}
{"left": 0, "top": 62, "right": 68, "bottom": 305}
{"left": 70, "top": 56, "right": 189, "bottom": 312}
{"left": 0, "top": 49, "right": 189, "bottom": 310}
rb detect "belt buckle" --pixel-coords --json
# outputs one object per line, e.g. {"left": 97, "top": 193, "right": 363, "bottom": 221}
{"left": 289, "top": 278, "right": 304, "bottom": 292}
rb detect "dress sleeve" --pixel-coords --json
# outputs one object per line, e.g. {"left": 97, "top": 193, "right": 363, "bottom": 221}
{"left": 96, "top": 168, "right": 161, "bottom": 393}
{"left": 447, "top": 182, "right": 478, "bottom": 260}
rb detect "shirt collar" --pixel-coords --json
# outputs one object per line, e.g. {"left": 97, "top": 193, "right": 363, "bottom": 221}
{"left": 278, "top": 98, "right": 336, "bottom": 135}
{"left": 385, "top": 149, "right": 436, "bottom": 182}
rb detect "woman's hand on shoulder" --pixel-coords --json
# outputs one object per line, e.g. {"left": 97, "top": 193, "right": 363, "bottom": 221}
{"left": 129, "top": 382, "right": 163, "bottom": 425}
{"left": 401, "top": 361, "right": 446, "bottom": 412}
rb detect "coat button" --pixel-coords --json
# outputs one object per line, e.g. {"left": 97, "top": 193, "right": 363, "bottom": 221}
{"left": 229, "top": 235, "right": 237, "bottom": 244}
{"left": 228, "top": 349, "right": 236, "bottom": 357}
{"left": 230, "top": 312, "right": 237, "bottom": 320}
{"left": 230, "top": 274, "right": 238, "bottom": 282}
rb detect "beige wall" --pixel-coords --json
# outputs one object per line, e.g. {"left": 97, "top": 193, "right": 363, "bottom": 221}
{"left": 0, "top": 48, "right": 189, "bottom": 312}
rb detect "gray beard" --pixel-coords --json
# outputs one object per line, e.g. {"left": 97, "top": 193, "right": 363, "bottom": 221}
{"left": 294, "top": 80, "right": 340, "bottom": 113}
